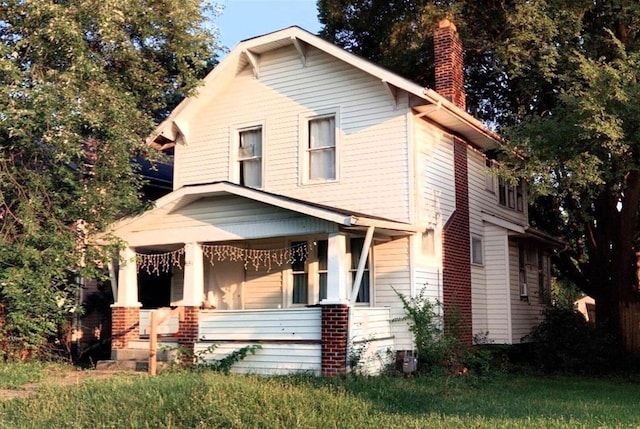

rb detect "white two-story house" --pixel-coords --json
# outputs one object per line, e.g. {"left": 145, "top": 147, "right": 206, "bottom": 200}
{"left": 104, "top": 21, "right": 557, "bottom": 375}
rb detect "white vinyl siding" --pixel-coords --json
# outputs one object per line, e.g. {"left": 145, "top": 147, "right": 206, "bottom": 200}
{"left": 481, "top": 224, "right": 511, "bottom": 343}
{"left": 373, "top": 237, "right": 413, "bottom": 349}
{"left": 197, "top": 308, "right": 322, "bottom": 375}
{"left": 467, "top": 147, "right": 531, "bottom": 344}
{"left": 174, "top": 44, "right": 411, "bottom": 222}
{"left": 349, "top": 307, "right": 395, "bottom": 375}
{"left": 414, "top": 119, "right": 456, "bottom": 227}
{"left": 243, "top": 239, "right": 285, "bottom": 310}
{"left": 509, "top": 239, "right": 546, "bottom": 342}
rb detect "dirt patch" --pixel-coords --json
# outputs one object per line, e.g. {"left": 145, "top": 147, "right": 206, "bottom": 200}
{"left": 0, "top": 369, "right": 142, "bottom": 402}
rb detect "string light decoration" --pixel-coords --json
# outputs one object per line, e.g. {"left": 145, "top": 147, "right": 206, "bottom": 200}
{"left": 137, "top": 248, "right": 185, "bottom": 275}
{"left": 202, "top": 242, "right": 310, "bottom": 272}
{"left": 135, "top": 242, "right": 313, "bottom": 274}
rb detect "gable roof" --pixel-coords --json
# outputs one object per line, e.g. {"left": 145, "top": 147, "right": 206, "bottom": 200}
{"left": 151, "top": 26, "right": 501, "bottom": 150}
{"left": 103, "top": 181, "right": 420, "bottom": 246}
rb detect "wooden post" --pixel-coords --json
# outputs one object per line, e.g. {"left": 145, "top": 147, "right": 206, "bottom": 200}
{"left": 149, "top": 310, "right": 157, "bottom": 376}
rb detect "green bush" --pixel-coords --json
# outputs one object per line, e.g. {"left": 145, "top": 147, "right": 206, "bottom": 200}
{"left": 526, "top": 305, "right": 625, "bottom": 373}
{"left": 394, "top": 287, "right": 501, "bottom": 375}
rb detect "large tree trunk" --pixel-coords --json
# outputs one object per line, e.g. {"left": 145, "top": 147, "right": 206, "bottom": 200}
{"left": 595, "top": 170, "right": 640, "bottom": 356}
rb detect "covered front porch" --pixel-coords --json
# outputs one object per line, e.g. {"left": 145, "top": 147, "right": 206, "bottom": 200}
{"left": 106, "top": 182, "right": 416, "bottom": 375}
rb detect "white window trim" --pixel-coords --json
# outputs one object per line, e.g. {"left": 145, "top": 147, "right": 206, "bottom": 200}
{"left": 348, "top": 236, "right": 373, "bottom": 306}
{"left": 471, "top": 235, "right": 484, "bottom": 266}
{"left": 286, "top": 238, "right": 327, "bottom": 307}
{"left": 230, "top": 121, "right": 266, "bottom": 188}
{"left": 299, "top": 107, "right": 340, "bottom": 185}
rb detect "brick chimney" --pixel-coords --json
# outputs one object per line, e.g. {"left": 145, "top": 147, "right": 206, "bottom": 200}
{"left": 433, "top": 19, "right": 466, "bottom": 110}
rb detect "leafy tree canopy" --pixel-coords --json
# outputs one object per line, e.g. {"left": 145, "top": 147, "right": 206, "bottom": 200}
{"left": 319, "top": 0, "right": 640, "bottom": 352}
{"left": 0, "top": 0, "right": 219, "bottom": 358}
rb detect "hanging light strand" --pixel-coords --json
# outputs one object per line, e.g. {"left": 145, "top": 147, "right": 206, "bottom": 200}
{"left": 202, "top": 242, "right": 310, "bottom": 272}
{"left": 136, "top": 242, "right": 313, "bottom": 275}
{"left": 136, "top": 248, "right": 185, "bottom": 275}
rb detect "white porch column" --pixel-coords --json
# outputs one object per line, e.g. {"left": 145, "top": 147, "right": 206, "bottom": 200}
{"left": 182, "top": 242, "right": 204, "bottom": 306}
{"left": 321, "top": 232, "right": 348, "bottom": 304}
{"left": 114, "top": 247, "right": 140, "bottom": 307}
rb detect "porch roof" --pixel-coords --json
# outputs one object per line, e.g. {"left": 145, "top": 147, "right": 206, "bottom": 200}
{"left": 102, "top": 181, "right": 420, "bottom": 247}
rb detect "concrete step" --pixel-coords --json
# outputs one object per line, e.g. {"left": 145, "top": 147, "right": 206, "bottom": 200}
{"left": 96, "top": 359, "right": 171, "bottom": 372}
{"left": 117, "top": 348, "right": 178, "bottom": 361}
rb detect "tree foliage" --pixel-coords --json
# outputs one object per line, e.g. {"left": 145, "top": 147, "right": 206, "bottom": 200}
{"left": 318, "top": 0, "right": 640, "bottom": 351}
{"left": 0, "top": 0, "right": 218, "bottom": 358}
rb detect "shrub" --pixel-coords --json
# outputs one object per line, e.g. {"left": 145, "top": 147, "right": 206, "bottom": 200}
{"left": 394, "top": 287, "right": 499, "bottom": 375}
{"left": 525, "top": 305, "right": 625, "bottom": 374}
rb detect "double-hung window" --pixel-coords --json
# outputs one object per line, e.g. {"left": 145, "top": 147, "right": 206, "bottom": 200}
{"left": 307, "top": 115, "right": 336, "bottom": 181}
{"left": 290, "top": 239, "right": 328, "bottom": 305}
{"left": 291, "top": 241, "right": 308, "bottom": 304}
{"left": 238, "top": 127, "right": 262, "bottom": 188}
{"left": 349, "top": 237, "right": 370, "bottom": 303}
{"left": 317, "top": 240, "right": 328, "bottom": 301}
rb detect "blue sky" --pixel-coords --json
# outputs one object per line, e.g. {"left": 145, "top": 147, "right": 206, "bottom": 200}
{"left": 216, "top": 0, "right": 322, "bottom": 50}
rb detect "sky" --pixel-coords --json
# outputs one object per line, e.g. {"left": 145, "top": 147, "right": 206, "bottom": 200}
{"left": 216, "top": 0, "right": 322, "bottom": 50}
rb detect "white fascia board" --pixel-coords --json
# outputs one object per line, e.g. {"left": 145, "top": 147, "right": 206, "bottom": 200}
{"left": 422, "top": 88, "right": 502, "bottom": 147}
{"left": 481, "top": 212, "right": 526, "bottom": 234}
{"left": 349, "top": 216, "right": 422, "bottom": 233}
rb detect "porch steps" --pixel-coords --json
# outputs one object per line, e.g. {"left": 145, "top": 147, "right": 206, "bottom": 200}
{"left": 96, "top": 340, "right": 179, "bottom": 372}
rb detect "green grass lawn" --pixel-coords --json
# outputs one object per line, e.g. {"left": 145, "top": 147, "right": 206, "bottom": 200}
{"left": 1, "top": 368, "right": 639, "bottom": 428}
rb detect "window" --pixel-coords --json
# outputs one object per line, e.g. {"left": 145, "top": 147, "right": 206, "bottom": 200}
{"left": 485, "top": 158, "right": 495, "bottom": 193}
{"left": 306, "top": 114, "right": 336, "bottom": 181}
{"left": 291, "top": 241, "right": 308, "bottom": 304}
{"left": 538, "top": 249, "right": 551, "bottom": 304}
{"left": 289, "top": 239, "right": 328, "bottom": 305}
{"left": 498, "top": 178, "right": 524, "bottom": 213}
{"left": 238, "top": 127, "right": 262, "bottom": 188}
{"left": 519, "top": 243, "right": 528, "bottom": 299}
{"left": 317, "top": 240, "right": 328, "bottom": 301}
{"left": 349, "top": 237, "right": 370, "bottom": 303}
{"left": 471, "top": 236, "right": 483, "bottom": 265}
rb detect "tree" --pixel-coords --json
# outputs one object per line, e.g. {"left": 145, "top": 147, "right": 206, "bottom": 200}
{"left": 0, "top": 0, "right": 218, "bottom": 359}
{"left": 318, "top": 0, "right": 640, "bottom": 355}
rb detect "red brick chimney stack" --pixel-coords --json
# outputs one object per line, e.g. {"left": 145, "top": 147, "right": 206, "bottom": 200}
{"left": 433, "top": 19, "right": 466, "bottom": 110}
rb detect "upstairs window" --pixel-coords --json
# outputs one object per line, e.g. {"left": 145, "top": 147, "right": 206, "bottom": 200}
{"left": 498, "top": 178, "right": 524, "bottom": 212}
{"left": 238, "top": 127, "right": 262, "bottom": 188}
{"left": 485, "top": 158, "right": 496, "bottom": 193}
{"left": 307, "top": 115, "right": 336, "bottom": 181}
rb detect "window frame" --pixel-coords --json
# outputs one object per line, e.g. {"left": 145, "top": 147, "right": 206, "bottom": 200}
{"left": 348, "top": 236, "right": 372, "bottom": 305}
{"left": 231, "top": 122, "right": 265, "bottom": 189}
{"left": 299, "top": 108, "right": 340, "bottom": 185}
{"left": 471, "top": 235, "right": 484, "bottom": 266}
{"left": 498, "top": 177, "right": 525, "bottom": 213}
{"left": 287, "top": 238, "right": 328, "bottom": 306}
{"left": 518, "top": 242, "right": 529, "bottom": 300}
{"left": 485, "top": 158, "right": 496, "bottom": 193}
